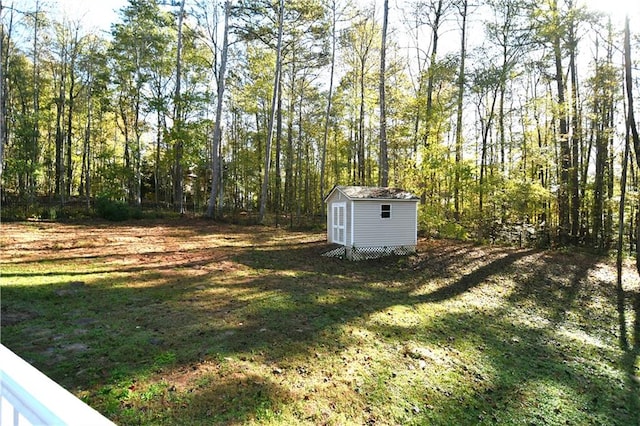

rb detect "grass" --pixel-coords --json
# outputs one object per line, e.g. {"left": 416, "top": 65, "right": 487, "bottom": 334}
{"left": 1, "top": 218, "right": 639, "bottom": 425}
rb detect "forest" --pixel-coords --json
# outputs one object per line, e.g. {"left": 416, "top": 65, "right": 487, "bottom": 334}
{"left": 1, "top": 0, "right": 640, "bottom": 249}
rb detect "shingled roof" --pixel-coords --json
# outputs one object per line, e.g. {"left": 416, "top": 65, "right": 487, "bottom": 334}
{"left": 327, "top": 185, "right": 419, "bottom": 201}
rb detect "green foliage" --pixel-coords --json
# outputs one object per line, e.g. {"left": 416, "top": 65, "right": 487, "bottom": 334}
{"left": 95, "top": 197, "right": 131, "bottom": 221}
{"left": 418, "top": 204, "right": 445, "bottom": 237}
{"left": 153, "top": 351, "right": 177, "bottom": 368}
{"left": 439, "top": 221, "right": 469, "bottom": 240}
{"left": 499, "top": 178, "right": 552, "bottom": 221}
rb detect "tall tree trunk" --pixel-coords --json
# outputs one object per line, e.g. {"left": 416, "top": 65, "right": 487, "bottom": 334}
{"left": 134, "top": 91, "right": 142, "bottom": 206}
{"left": 258, "top": 0, "right": 284, "bottom": 223}
{"left": 119, "top": 97, "right": 131, "bottom": 200}
{"left": 591, "top": 28, "right": 614, "bottom": 249}
{"left": 454, "top": 0, "right": 467, "bottom": 221}
{"left": 155, "top": 108, "right": 161, "bottom": 206}
{"left": 616, "top": 89, "right": 631, "bottom": 350}
{"left": 320, "top": 0, "right": 337, "bottom": 207}
{"left": 479, "top": 89, "right": 498, "bottom": 215}
{"left": 423, "top": 0, "right": 444, "bottom": 148}
{"left": 619, "top": 15, "right": 634, "bottom": 349}
{"left": 66, "top": 31, "right": 78, "bottom": 198}
{"left": 173, "top": 0, "right": 186, "bottom": 212}
{"left": 552, "top": 0, "right": 570, "bottom": 245}
{"left": 274, "top": 69, "right": 283, "bottom": 226}
{"left": 624, "top": 15, "right": 640, "bottom": 290}
{"left": 82, "top": 85, "right": 92, "bottom": 210}
{"left": 31, "top": 0, "right": 42, "bottom": 203}
{"left": 0, "top": 0, "right": 5, "bottom": 183}
{"left": 285, "top": 70, "right": 295, "bottom": 219}
{"left": 55, "top": 59, "right": 66, "bottom": 200}
{"left": 379, "top": 0, "right": 389, "bottom": 187}
{"left": 65, "top": 76, "right": 74, "bottom": 198}
{"left": 207, "top": 0, "right": 230, "bottom": 219}
{"left": 358, "top": 56, "right": 366, "bottom": 185}
{"left": 568, "top": 0, "right": 581, "bottom": 243}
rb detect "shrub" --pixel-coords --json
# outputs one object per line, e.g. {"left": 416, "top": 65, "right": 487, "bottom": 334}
{"left": 95, "top": 197, "right": 130, "bottom": 221}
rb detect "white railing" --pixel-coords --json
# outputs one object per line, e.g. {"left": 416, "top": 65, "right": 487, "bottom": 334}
{"left": 0, "top": 344, "right": 114, "bottom": 426}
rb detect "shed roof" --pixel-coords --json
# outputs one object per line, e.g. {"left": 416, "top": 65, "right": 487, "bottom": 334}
{"left": 325, "top": 185, "right": 419, "bottom": 201}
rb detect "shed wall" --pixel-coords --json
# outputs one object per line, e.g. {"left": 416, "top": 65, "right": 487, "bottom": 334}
{"left": 352, "top": 200, "right": 417, "bottom": 247}
{"left": 326, "top": 191, "right": 353, "bottom": 247}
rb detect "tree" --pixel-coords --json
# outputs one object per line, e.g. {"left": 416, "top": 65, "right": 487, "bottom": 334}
{"left": 319, "top": 0, "right": 340, "bottom": 207}
{"left": 258, "top": 0, "right": 284, "bottom": 223}
{"left": 30, "top": 0, "right": 44, "bottom": 203}
{"left": 624, "top": 16, "right": 640, "bottom": 267}
{"left": 0, "top": 0, "right": 6, "bottom": 183}
{"left": 470, "top": 62, "right": 501, "bottom": 215}
{"left": 341, "top": 8, "right": 378, "bottom": 185}
{"left": 206, "top": 0, "right": 230, "bottom": 219}
{"left": 417, "top": 0, "right": 451, "bottom": 148}
{"left": 111, "top": 0, "right": 175, "bottom": 206}
{"left": 172, "top": 0, "right": 186, "bottom": 212}
{"left": 589, "top": 20, "right": 617, "bottom": 249}
{"left": 622, "top": 13, "right": 640, "bottom": 351}
{"left": 453, "top": 0, "right": 468, "bottom": 220}
{"left": 379, "top": 0, "right": 389, "bottom": 187}
{"left": 534, "top": 0, "right": 571, "bottom": 244}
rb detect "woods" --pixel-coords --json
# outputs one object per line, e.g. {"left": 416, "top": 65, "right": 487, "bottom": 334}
{"left": 1, "top": 0, "right": 639, "bottom": 248}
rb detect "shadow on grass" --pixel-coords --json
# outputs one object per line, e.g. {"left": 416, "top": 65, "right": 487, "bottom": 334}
{"left": 618, "top": 283, "right": 640, "bottom": 423}
{"left": 420, "top": 248, "right": 537, "bottom": 302}
{"left": 2, "top": 229, "right": 637, "bottom": 424}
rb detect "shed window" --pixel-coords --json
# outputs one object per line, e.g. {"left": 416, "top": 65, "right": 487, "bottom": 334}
{"left": 381, "top": 204, "right": 391, "bottom": 219}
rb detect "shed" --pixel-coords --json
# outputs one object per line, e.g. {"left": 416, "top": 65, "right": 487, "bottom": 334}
{"left": 323, "top": 185, "right": 419, "bottom": 260}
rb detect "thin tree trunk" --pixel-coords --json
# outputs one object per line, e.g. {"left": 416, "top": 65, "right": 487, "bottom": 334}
{"left": 83, "top": 86, "right": 92, "bottom": 210}
{"left": 258, "top": 0, "right": 284, "bottom": 223}
{"left": 55, "top": 60, "right": 66, "bottom": 199}
{"left": 31, "top": 0, "right": 41, "bottom": 203}
{"left": 479, "top": 87, "right": 499, "bottom": 215}
{"left": 173, "top": 0, "right": 186, "bottom": 212}
{"left": 358, "top": 57, "right": 366, "bottom": 185}
{"left": 275, "top": 69, "right": 283, "bottom": 226}
{"left": 423, "top": 0, "right": 444, "bottom": 148}
{"left": 454, "top": 0, "right": 467, "bottom": 221}
{"left": 207, "top": 0, "right": 230, "bottom": 219}
{"left": 66, "top": 41, "right": 77, "bottom": 198}
{"left": 552, "top": 0, "right": 570, "bottom": 245}
{"left": 155, "top": 108, "right": 161, "bottom": 206}
{"left": 616, "top": 91, "right": 630, "bottom": 350}
{"left": 379, "top": 0, "right": 389, "bottom": 187}
{"left": 285, "top": 71, "right": 295, "bottom": 219}
{"left": 0, "top": 0, "right": 5, "bottom": 182}
{"left": 134, "top": 84, "right": 142, "bottom": 206}
{"left": 320, "top": 0, "right": 337, "bottom": 207}
{"left": 625, "top": 16, "right": 640, "bottom": 264}
{"left": 568, "top": 0, "right": 581, "bottom": 243}
{"left": 623, "top": 17, "right": 640, "bottom": 349}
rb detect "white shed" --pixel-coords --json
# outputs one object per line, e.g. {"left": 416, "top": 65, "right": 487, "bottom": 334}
{"left": 324, "top": 185, "right": 419, "bottom": 260}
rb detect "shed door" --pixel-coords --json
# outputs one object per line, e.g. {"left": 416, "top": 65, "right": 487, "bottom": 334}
{"left": 332, "top": 202, "right": 346, "bottom": 245}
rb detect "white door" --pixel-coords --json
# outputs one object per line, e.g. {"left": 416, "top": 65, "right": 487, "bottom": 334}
{"left": 332, "top": 203, "right": 346, "bottom": 245}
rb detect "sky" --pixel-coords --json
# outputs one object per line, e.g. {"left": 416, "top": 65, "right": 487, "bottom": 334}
{"left": 54, "top": 0, "right": 128, "bottom": 33}
{"left": 52, "top": 0, "right": 639, "bottom": 33}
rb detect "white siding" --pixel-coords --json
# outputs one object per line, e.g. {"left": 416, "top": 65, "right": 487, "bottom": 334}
{"left": 352, "top": 200, "right": 417, "bottom": 247}
{"left": 325, "top": 191, "right": 353, "bottom": 246}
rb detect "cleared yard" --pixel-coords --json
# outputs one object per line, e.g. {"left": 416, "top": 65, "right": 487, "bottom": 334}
{"left": 1, "top": 219, "right": 639, "bottom": 425}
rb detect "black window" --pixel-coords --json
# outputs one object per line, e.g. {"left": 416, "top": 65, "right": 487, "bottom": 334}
{"left": 381, "top": 204, "right": 391, "bottom": 219}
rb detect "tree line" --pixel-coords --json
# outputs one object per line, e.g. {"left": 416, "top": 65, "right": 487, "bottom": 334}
{"left": 1, "top": 0, "right": 640, "bottom": 249}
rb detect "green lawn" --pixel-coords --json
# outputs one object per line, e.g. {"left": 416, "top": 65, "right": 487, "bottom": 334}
{"left": 1, "top": 219, "right": 639, "bottom": 425}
